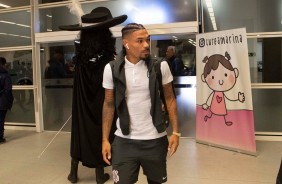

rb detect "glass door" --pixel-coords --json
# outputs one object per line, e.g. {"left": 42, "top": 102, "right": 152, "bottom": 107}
{"left": 151, "top": 34, "right": 197, "bottom": 137}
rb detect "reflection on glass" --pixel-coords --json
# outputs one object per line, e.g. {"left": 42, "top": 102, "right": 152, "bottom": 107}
{"left": 203, "top": 0, "right": 282, "bottom": 33}
{"left": 0, "top": 1, "right": 30, "bottom": 9}
{"left": 45, "top": 51, "right": 68, "bottom": 79}
{"left": 0, "top": 50, "right": 33, "bottom": 85}
{"left": 170, "top": 87, "right": 196, "bottom": 137}
{"left": 41, "top": 44, "right": 75, "bottom": 80}
{"left": 41, "top": 42, "right": 74, "bottom": 131}
{"left": 6, "top": 90, "right": 35, "bottom": 124}
{"left": 151, "top": 34, "right": 196, "bottom": 76}
{"left": 41, "top": 39, "right": 122, "bottom": 131}
{"left": 39, "top": 0, "right": 197, "bottom": 32}
{"left": 252, "top": 89, "right": 282, "bottom": 132}
{"left": 40, "top": 38, "right": 197, "bottom": 136}
{"left": 151, "top": 34, "right": 197, "bottom": 137}
{"left": 0, "top": 11, "right": 31, "bottom": 47}
{"left": 248, "top": 37, "right": 282, "bottom": 83}
{"left": 43, "top": 84, "right": 73, "bottom": 131}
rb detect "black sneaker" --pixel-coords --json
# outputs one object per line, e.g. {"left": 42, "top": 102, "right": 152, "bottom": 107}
{"left": 0, "top": 138, "right": 6, "bottom": 144}
{"left": 96, "top": 173, "right": 110, "bottom": 184}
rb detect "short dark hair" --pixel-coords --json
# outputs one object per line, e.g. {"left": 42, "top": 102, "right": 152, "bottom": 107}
{"left": 0, "top": 57, "right": 7, "bottom": 66}
{"left": 121, "top": 23, "right": 145, "bottom": 38}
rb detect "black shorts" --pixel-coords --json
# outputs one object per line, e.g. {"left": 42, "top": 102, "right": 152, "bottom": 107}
{"left": 111, "top": 136, "right": 168, "bottom": 184}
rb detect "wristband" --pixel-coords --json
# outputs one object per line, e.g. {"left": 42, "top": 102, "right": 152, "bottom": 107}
{"left": 172, "top": 132, "right": 181, "bottom": 137}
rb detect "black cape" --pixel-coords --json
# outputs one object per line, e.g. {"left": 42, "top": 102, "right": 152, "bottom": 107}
{"left": 71, "top": 56, "right": 116, "bottom": 168}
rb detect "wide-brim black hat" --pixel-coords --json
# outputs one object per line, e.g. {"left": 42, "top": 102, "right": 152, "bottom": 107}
{"left": 59, "top": 7, "right": 127, "bottom": 31}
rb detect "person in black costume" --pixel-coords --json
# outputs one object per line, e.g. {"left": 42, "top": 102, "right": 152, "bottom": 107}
{"left": 59, "top": 7, "right": 127, "bottom": 184}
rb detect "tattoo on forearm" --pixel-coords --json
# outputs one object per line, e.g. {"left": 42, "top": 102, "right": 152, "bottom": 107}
{"left": 163, "top": 83, "right": 179, "bottom": 132}
{"left": 102, "top": 89, "right": 115, "bottom": 140}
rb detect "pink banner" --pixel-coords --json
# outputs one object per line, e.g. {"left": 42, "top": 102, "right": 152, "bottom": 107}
{"left": 196, "top": 28, "right": 256, "bottom": 154}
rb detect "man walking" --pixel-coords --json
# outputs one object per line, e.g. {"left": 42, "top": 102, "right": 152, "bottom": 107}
{"left": 102, "top": 23, "right": 180, "bottom": 184}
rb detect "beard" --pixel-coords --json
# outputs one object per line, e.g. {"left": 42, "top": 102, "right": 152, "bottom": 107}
{"left": 140, "top": 49, "right": 150, "bottom": 60}
{"left": 140, "top": 54, "right": 149, "bottom": 60}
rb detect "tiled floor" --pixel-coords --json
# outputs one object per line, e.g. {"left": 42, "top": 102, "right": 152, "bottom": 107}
{"left": 0, "top": 130, "right": 281, "bottom": 184}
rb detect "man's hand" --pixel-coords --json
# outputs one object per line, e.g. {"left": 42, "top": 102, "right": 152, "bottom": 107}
{"left": 102, "top": 140, "right": 112, "bottom": 165}
{"left": 102, "top": 89, "right": 115, "bottom": 165}
{"left": 168, "top": 135, "right": 179, "bottom": 157}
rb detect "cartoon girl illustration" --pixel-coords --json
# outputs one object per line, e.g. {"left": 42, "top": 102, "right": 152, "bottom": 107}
{"left": 201, "top": 51, "right": 245, "bottom": 126}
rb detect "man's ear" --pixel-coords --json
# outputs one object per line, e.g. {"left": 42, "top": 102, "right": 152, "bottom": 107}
{"left": 201, "top": 74, "right": 206, "bottom": 82}
{"left": 122, "top": 39, "right": 128, "bottom": 48}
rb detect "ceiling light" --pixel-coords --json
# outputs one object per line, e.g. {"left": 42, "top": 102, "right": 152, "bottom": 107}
{"left": 0, "top": 32, "right": 29, "bottom": 38}
{"left": 7, "top": 33, "right": 30, "bottom": 39}
{"left": 0, "top": 20, "right": 30, "bottom": 28}
{"left": 0, "top": 20, "right": 15, "bottom": 25}
{"left": 0, "top": 3, "right": 10, "bottom": 8}
{"left": 19, "top": 35, "right": 31, "bottom": 39}
{"left": 206, "top": 2, "right": 212, "bottom": 8}
{"left": 16, "top": 24, "right": 30, "bottom": 28}
{"left": 208, "top": 7, "right": 213, "bottom": 13}
{"left": 205, "top": 0, "right": 217, "bottom": 31}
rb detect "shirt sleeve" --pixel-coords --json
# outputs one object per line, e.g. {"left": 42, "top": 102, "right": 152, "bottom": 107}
{"left": 160, "top": 61, "right": 173, "bottom": 85}
{"left": 102, "top": 63, "right": 114, "bottom": 89}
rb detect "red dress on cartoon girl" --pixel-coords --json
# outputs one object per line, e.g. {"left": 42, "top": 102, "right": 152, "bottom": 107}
{"left": 210, "top": 91, "right": 227, "bottom": 115}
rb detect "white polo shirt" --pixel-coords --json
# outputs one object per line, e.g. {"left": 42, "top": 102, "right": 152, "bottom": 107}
{"left": 103, "top": 57, "right": 173, "bottom": 140}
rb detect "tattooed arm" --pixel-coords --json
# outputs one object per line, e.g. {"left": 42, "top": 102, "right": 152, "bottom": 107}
{"left": 102, "top": 88, "right": 115, "bottom": 165}
{"left": 163, "top": 82, "right": 179, "bottom": 157}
